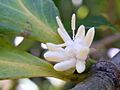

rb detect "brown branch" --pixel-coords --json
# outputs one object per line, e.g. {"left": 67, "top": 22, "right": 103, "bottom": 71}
{"left": 71, "top": 52, "right": 120, "bottom": 90}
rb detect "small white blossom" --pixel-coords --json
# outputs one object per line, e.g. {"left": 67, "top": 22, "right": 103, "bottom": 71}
{"left": 14, "top": 36, "right": 24, "bottom": 46}
{"left": 72, "top": 0, "right": 83, "bottom": 6}
{"left": 44, "top": 14, "right": 95, "bottom": 73}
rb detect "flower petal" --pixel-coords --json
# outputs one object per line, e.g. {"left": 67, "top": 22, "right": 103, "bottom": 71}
{"left": 44, "top": 51, "right": 67, "bottom": 62}
{"left": 46, "top": 43, "right": 65, "bottom": 51}
{"left": 76, "top": 60, "right": 86, "bottom": 73}
{"left": 84, "top": 27, "right": 95, "bottom": 47}
{"left": 75, "top": 25, "right": 85, "bottom": 39}
{"left": 58, "top": 28, "right": 73, "bottom": 45}
{"left": 65, "top": 45, "right": 75, "bottom": 58}
{"left": 54, "top": 59, "right": 76, "bottom": 71}
{"left": 76, "top": 47, "right": 89, "bottom": 60}
{"left": 56, "top": 16, "right": 72, "bottom": 44}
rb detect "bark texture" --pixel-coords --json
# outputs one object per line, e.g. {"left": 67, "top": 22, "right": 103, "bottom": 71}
{"left": 71, "top": 52, "right": 120, "bottom": 90}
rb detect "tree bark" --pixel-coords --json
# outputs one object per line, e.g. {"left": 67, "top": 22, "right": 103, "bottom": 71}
{"left": 71, "top": 52, "right": 120, "bottom": 90}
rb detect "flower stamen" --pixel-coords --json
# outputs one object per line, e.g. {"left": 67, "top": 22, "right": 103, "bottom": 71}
{"left": 71, "top": 13, "right": 76, "bottom": 40}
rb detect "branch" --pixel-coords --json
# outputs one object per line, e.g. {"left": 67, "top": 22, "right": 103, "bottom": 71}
{"left": 92, "top": 34, "right": 120, "bottom": 49}
{"left": 89, "top": 34, "right": 120, "bottom": 60}
{"left": 71, "top": 52, "right": 120, "bottom": 90}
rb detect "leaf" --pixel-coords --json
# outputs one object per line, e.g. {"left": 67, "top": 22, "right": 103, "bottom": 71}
{"left": 0, "top": 0, "right": 62, "bottom": 44}
{"left": 0, "top": 47, "right": 71, "bottom": 80}
{"left": 77, "top": 16, "right": 116, "bottom": 30}
{"left": 0, "top": 47, "right": 88, "bottom": 82}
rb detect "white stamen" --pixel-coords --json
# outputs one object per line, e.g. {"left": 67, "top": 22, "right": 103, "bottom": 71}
{"left": 71, "top": 14, "right": 76, "bottom": 40}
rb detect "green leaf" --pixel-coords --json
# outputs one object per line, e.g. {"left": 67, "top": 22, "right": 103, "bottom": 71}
{"left": 0, "top": 35, "right": 14, "bottom": 48}
{"left": 0, "top": 42, "right": 88, "bottom": 82}
{"left": 77, "top": 15, "right": 116, "bottom": 30}
{"left": 0, "top": 47, "right": 88, "bottom": 82}
{"left": 0, "top": 0, "right": 62, "bottom": 44}
{"left": 0, "top": 47, "right": 66, "bottom": 80}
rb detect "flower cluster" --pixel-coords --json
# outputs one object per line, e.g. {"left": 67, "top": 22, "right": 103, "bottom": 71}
{"left": 44, "top": 14, "right": 95, "bottom": 73}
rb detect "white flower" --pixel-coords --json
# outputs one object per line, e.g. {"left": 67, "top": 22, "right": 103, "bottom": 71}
{"left": 44, "top": 14, "right": 95, "bottom": 73}
{"left": 14, "top": 36, "right": 24, "bottom": 46}
{"left": 72, "top": 0, "right": 83, "bottom": 6}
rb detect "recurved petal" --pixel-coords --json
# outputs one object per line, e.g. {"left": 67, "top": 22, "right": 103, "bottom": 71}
{"left": 75, "top": 25, "right": 85, "bottom": 39}
{"left": 54, "top": 59, "right": 76, "bottom": 71}
{"left": 76, "top": 60, "right": 86, "bottom": 73}
{"left": 84, "top": 27, "right": 95, "bottom": 47}
{"left": 44, "top": 51, "right": 67, "bottom": 62}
